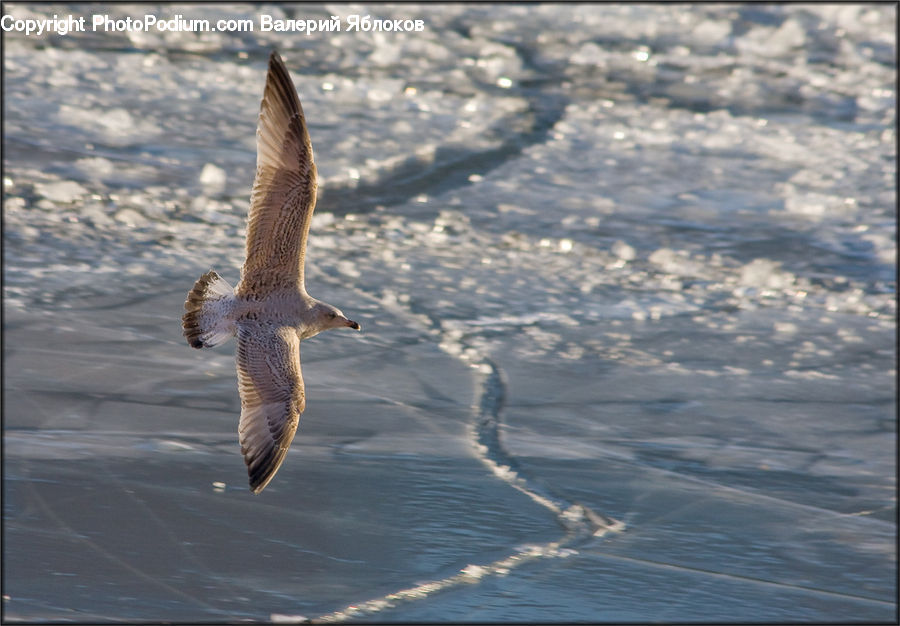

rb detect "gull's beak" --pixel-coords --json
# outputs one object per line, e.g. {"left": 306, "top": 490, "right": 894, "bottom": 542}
{"left": 345, "top": 319, "right": 361, "bottom": 331}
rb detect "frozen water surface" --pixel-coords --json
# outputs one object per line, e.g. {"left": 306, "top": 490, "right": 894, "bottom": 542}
{"left": 3, "top": 3, "right": 896, "bottom": 622}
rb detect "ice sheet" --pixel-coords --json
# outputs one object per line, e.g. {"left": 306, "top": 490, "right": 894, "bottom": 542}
{"left": 3, "top": 3, "right": 896, "bottom": 622}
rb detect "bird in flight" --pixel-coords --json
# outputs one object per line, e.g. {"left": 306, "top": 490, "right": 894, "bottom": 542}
{"left": 183, "top": 51, "right": 361, "bottom": 494}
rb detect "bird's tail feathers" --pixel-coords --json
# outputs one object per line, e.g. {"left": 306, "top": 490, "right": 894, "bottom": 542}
{"left": 182, "top": 270, "right": 236, "bottom": 349}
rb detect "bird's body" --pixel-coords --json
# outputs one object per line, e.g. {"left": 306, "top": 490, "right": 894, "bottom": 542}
{"left": 182, "top": 51, "right": 360, "bottom": 494}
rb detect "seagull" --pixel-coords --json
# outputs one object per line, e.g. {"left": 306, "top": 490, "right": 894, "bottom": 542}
{"left": 182, "top": 51, "right": 361, "bottom": 494}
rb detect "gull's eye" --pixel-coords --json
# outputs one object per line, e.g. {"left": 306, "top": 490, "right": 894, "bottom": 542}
{"left": 329, "top": 312, "right": 337, "bottom": 319}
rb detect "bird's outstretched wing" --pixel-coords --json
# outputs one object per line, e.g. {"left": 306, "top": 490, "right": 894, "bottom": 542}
{"left": 237, "top": 51, "right": 317, "bottom": 297}
{"left": 236, "top": 324, "right": 306, "bottom": 493}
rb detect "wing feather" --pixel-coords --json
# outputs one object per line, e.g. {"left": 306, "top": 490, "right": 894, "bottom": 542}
{"left": 236, "top": 324, "right": 306, "bottom": 493}
{"left": 237, "top": 51, "right": 317, "bottom": 297}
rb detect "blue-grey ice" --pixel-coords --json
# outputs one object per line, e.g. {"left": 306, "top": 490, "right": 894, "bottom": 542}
{"left": 2, "top": 4, "right": 895, "bottom": 623}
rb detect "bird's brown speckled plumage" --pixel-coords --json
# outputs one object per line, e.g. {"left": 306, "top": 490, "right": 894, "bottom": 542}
{"left": 236, "top": 325, "right": 305, "bottom": 494}
{"left": 238, "top": 52, "right": 318, "bottom": 298}
{"left": 182, "top": 52, "right": 360, "bottom": 494}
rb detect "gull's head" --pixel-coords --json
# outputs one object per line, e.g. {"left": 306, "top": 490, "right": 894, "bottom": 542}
{"left": 315, "top": 302, "right": 361, "bottom": 333}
